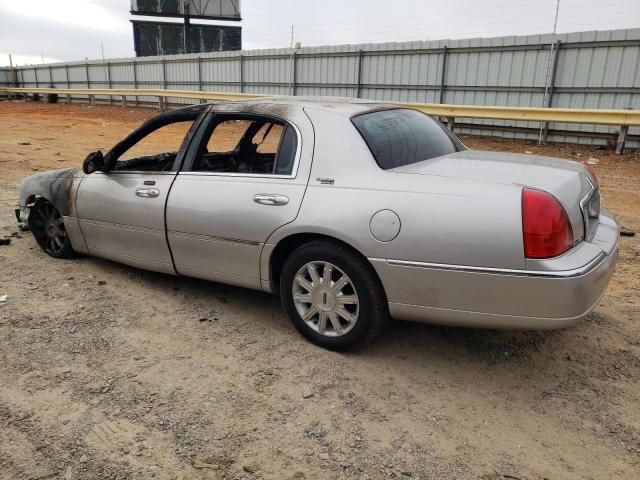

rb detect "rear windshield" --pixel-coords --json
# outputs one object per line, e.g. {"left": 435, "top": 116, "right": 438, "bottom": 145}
{"left": 352, "top": 109, "right": 460, "bottom": 170}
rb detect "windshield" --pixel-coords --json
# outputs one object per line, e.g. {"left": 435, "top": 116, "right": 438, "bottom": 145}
{"left": 352, "top": 109, "right": 461, "bottom": 170}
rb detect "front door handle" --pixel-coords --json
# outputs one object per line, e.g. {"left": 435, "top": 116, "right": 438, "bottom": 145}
{"left": 253, "top": 194, "right": 289, "bottom": 206}
{"left": 136, "top": 188, "right": 160, "bottom": 198}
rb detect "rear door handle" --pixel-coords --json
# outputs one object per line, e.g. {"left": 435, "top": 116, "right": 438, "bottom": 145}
{"left": 136, "top": 188, "right": 160, "bottom": 198}
{"left": 253, "top": 194, "right": 289, "bottom": 206}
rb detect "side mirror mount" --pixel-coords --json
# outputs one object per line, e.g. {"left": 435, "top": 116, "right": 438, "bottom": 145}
{"left": 82, "top": 150, "right": 106, "bottom": 174}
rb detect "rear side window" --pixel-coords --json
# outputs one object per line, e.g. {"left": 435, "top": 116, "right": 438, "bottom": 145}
{"left": 191, "top": 116, "right": 297, "bottom": 176}
{"left": 352, "top": 109, "right": 460, "bottom": 170}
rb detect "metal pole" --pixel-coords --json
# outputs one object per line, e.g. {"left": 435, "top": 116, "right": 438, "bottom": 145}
{"left": 162, "top": 59, "right": 167, "bottom": 90}
{"left": 439, "top": 46, "right": 448, "bottom": 104}
{"left": 184, "top": 0, "right": 191, "bottom": 54}
{"left": 86, "top": 62, "right": 94, "bottom": 106}
{"left": 292, "top": 52, "right": 297, "bottom": 96}
{"left": 356, "top": 49, "right": 364, "bottom": 98}
{"left": 65, "top": 64, "right": 71, "bottom": 103}
{"left": 538, "top": 0, "right": 561, "bottom": 144}
{"left": 239, "top": 54, "right": 244, "bottom": 93}
{"left": 34, "top": 67, "right": 38, "bottom": 88}
{"left": 542, "top": 40, "right": 561, "bottom": 143}
{"left": 132, "top": 60, "right": 138, "bottom": 107}
{"left": 197, "top": 56, "right": 204, "bottom": 103}
{"left": 106, "top": 61, "right": 112, "bottom": 105}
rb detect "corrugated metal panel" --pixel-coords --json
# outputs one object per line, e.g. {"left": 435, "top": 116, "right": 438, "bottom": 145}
{"left": 6, "top": 28, "right": 640, "bottom": 147}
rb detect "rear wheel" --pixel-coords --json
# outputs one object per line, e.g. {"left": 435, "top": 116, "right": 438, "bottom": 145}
{"left": 29, "top": 199, "right": 75, "bottom": 259}
{"left": 280, "top": 240, "right": 388, "bottom": 350}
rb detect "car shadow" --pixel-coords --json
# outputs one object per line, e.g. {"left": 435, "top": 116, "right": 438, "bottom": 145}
{"left": 82, "top": 255, "right": 585, "bottom": 375}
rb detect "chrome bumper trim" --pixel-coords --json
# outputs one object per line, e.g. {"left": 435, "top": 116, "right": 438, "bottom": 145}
{"left": 383, "top": 251, "right": 608, "bottom": 279}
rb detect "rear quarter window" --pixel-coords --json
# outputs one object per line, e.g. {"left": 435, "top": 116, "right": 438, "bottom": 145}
{"left": 352, "top": 109, "right": 461, "bottom": 170}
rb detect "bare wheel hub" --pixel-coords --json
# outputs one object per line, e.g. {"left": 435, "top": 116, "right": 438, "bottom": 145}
{"left": 292, "top": 261, "right": 359, "bottom": 337}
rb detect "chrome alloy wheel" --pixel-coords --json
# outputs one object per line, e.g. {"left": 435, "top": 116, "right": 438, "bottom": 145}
{"left": 292, "top": 261, "right": 359, "bottom": 337}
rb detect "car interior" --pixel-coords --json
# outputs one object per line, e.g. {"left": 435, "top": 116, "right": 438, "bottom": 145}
{"left": 192, "top": 117, "right": 296, "bottom": 175}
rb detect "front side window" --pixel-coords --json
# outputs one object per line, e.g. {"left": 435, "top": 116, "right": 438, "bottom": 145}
{"left": 111, "top": 120, "right": 194, "bottom": 172}
{"left": 104, "top": 106, "right": 205, "bottom": 172}
{"left": 352, "top": 109, "right": 461, "bottom": 170}
{"left": 192, "top": 116, "right": 297, "bottom": 176}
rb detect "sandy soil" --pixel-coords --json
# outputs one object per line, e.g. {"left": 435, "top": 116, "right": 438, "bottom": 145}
{"left": 0, "top": 100, "right": 639, "bottom": 480}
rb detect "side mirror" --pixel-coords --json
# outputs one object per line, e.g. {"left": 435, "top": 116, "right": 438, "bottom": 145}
{"left": 82, "top": 150, "right": 105, "bottom": 174}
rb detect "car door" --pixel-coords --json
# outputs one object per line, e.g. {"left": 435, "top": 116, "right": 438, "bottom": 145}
{"left": 76, "top": 106, "right": 208, "bottom": 274}
{"left": 166, "top": 108, "right": 314, "bottom": 289}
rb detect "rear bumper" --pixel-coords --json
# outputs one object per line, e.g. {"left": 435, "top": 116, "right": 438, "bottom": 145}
{"left": 370, "top": 211, "right": 619, "bottom": 329}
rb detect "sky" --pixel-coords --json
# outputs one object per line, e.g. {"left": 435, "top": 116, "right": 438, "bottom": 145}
{"left": 0, "top": 0, "right": 639, "bottom": 66}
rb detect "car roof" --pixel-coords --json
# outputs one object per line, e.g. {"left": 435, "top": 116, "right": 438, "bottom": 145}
{"left": 164, "top": 96, "right": 399, "bottom": 118}
{"left": 234, "top": 96, "right": 398, "bottom": 116}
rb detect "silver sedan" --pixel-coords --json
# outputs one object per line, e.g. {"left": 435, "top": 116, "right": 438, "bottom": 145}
{"left": 16, "top": 98, "right": 619, "bottom": 349}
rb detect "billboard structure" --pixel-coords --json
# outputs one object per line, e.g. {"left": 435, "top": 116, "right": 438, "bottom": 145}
{"left": 130, "top": 0, "right": 241, "bottom": 21}
{"left": 130, "top": 1, "right": 241, "bottom": 56}
{"left": 133, "top": 20, "right": 241, "bottom": 56}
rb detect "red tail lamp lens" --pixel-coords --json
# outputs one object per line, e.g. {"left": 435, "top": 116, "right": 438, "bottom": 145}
{"left": 522, "top": 188, "right": 574, "bottom": 259}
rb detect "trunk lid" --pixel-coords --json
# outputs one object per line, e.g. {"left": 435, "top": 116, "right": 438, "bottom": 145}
{"left": 390, "top": 150, "right": 599, "bottom": 244}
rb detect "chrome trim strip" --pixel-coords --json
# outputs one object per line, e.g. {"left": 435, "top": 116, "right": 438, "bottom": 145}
{"left": 382, "top": 253, "right": 607, "bottom": 278}
{"left": 168, "top": 230, "right": 262, "bottom": 246}
{"left": 579, "top": 176, "right": 599, "bottom": 242}
{"left": 92, "top": 171, "right": 176, "bottom": 176}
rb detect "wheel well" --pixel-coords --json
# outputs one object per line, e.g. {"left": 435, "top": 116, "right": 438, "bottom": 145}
{"left": 268, "top": 233, "right": 385, "bottom": 296}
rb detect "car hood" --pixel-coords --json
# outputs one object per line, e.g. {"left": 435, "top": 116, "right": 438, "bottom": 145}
{"left": 389, "top": 150, "right": 596, "bottom": 244}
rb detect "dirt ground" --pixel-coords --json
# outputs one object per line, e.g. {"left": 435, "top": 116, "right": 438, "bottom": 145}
{"left": 0, "top": 100, "right": 639, "bottom": 480}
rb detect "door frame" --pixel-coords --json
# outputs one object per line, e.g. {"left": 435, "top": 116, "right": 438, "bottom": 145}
{"left": 178, "top": 110, "right": 303, "bottom": 179}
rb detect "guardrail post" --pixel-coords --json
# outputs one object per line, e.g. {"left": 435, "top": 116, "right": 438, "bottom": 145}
{"left": 447, "top": 116, "right": 455, "bottom": 132}
{"left": 439, "top": 46, "right": 448, "bottom": 104}
{"left": 356, "top": 49, "right": 364, "bottom": 98}
{"left": 542, "top": 40, "right": 561, "bottom": 143}
{"left": 132, "top": 60, "right": 139, "bottom": 107}
{"left": 616, "top": 125, "right": 629, "bottom": 154}
{"left": 158, "top": 96, "right": 166, "bottom": 111}
{"left": 64, "top": 64, "right": 71, "bottom": 104}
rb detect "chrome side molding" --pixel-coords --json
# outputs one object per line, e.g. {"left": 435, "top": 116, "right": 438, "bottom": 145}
{"left": 383, "top": 253, "right": 608, "bottom": 278}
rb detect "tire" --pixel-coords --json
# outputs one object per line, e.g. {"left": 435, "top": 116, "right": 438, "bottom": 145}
{"left": 280, "top": 240, "right": 388, "bottom": 350}
{"left": 29, "top": 198, "right": 76, "bottom": 259}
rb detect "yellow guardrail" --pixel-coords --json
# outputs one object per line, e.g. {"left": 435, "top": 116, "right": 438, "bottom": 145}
{"left": 1, "top": 86, "right": 639, "bottom": 126}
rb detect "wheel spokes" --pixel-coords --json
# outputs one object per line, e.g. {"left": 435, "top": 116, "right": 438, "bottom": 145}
{"left": 337, "top": 294, "right": 357, "bottom": 305}
{"left": 328, "top": 312, "right": 343, "bottom": 335}
{"left": 295, "top": 275, "right": 313, "bottom": 293}
{"left": 321, "top": 263, "right": 333, "bottom": 286}
{"left": 292, "top": 261, "right": 359, "bottom": 338}
{"left": 293, "top": 293, "right": 312, "bottom": 303}
{"left": 307, "top": 264, "right": 321, "bottom": 286}
{"left": 302, "top": 304, "right": 319, "bottom": 321}
{"left": 331, "top": 275, "right": 349, "bottom": 294}
{"left": 318, "top": 312, "right": 328, "bottom": 334}
{"left": 336, "top": 306, "right": 357, "bottom": 325}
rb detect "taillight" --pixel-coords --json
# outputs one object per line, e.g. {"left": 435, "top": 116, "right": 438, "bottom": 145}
{"left": 522, "top": 188, "right": 574, "bottom": 259}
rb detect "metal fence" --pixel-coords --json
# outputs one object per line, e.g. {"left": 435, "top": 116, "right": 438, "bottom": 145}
{"left": 2, "top": 28, "right": 639, "bottom": 147}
